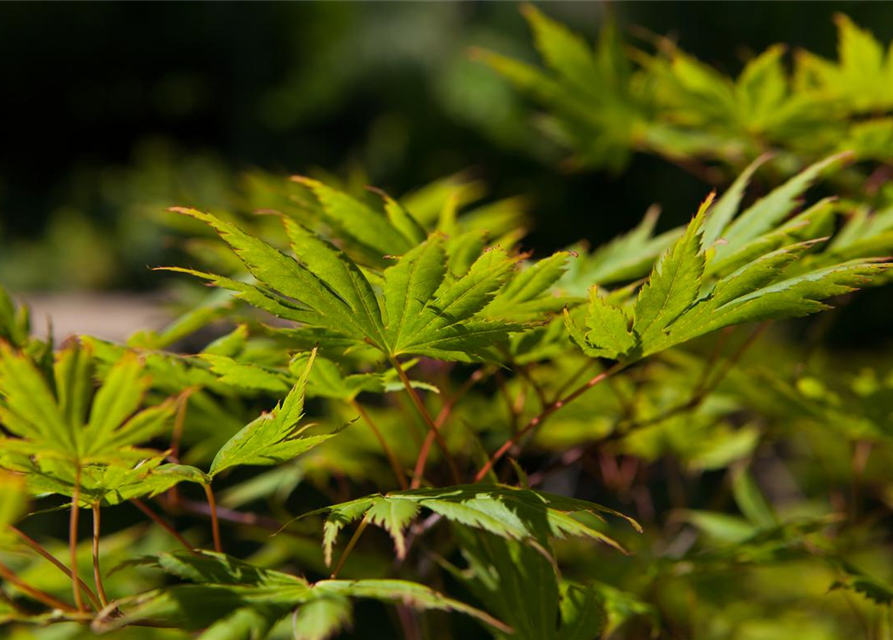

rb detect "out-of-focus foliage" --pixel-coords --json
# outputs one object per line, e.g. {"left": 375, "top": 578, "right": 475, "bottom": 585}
{"left": 484, "top": 7, "right": 893, "bottom": 176}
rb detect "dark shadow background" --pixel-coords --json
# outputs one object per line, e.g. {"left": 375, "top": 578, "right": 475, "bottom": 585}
{"left": 1, "top": 1, "right": 891, "bottom": 338}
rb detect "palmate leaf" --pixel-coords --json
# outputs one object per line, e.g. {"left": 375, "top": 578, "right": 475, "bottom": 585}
{"left": 563, "top": 154, "right": 845, "bottom": 298}
{"left": 479, "top": 4, "right": 644, "bottom": 172}
{"left": 712, "top": 153, "right": 846, "bottom": 260}
{"left": 0, "top": 341, "right": 177, "bottom": 463}
{"left": 291, "top": 176, "right": 415, "bottom": 267}
{"left": 0, "top": 341, "right": 231, "bottom": 506}
{"left": 292, "top": 594, "right": 353, "bottom": 640}
{"left": 292, "top": 484, "right": 640, "bottom": 566}
{"left": 200, "top": 354, "right": 291, "bottom": 394}
{"left": 98, "top": 551, "right": 510, "bottom": 638}
{"left": 385, "top": 237, "right": 529, "bottom": 361}
{"left": 483, "top": 251, "right": 572, "bottom": 321}
{"left": 210, "top": 349, "right": 340, "bottom": 477}
{"left": 170, "top": 208, "right": 546, "bottom": 363}
{"left": 2, "top": 452, "right": 208, "bottom": 506}
{"left": 567, "top": 159, "right": 891, "bottom": 363}
{"left": 795, "top": 14, "right": 893, "bottom": 113}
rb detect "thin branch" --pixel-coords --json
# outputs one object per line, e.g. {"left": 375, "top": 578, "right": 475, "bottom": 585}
{"left": 70, "top": 464, "right": 84, "bottom": 612}
{"left": 203, "top": 484, "right": 223, "bottom": 554}
{"left": 330, "top": 514, "right": 370, "bottom": 579}
{"left": 389, "top": 356, "right": 461, "bottom": 485}
{"left": 131, "top": 499, "right": 196, "bottom": 553}
{"left": 177, "top": 499, "right": 284, "bottom": 532}
{"left": 91, "top": 505, "right": 109, "bottom": 607}
{"left": 10, "top": 526, "right": 101, "bottom": 610}
{"left": 0, "top": 558, "right": 78, "bottom": 613}
{"left": 411, "top": 366, "right": 491, "bottom": 488}
{"left": 349, "top": 398, "right": 408, "bottom": 490}
{"left": 475, "top": 362, "right": 625, "bottom": 482}
{"left": 166, "top": 387, "right": 197, "bottom": 509}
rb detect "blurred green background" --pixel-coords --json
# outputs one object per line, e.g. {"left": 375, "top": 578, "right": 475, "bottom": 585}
{"left": 1, "top": 1, "right": 891, "bottom": 293}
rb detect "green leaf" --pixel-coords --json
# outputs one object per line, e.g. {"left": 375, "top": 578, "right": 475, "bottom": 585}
{"left": 0, "top": 472, "right": 26, "bottom": 549}
{"left": 197, "top": 606, "right": 281, "bottom": 640}
{"left": 0, "top": 342, "right": 77, "bottom": 454}
{"left": 443, "top": 526, "right": 559, "bottom": 640}
{"left": 283, "top": 218, "right": 386, "bottom": 347}
{"left": 172, "top": 202, "right": 537, "bottom": 363}
{"left": 364, "top": 497, "right": 421, "bottom": 560}
{"left": 382, "top": 235, "right": 447, "bottom": 350}
{"left": 292, "top": 176, "right": 412, "bottom": 262}
{"left": 210, "top": 350, "right": 339, "bottom": 477}
{"left": 557, "top": 582, "right": 605, "bottom": 640}
{"left": 632, "top": 193, "right": 712, "bottom": 346}
{"left": 123, "top": 550, "right": 304, "bottom": 587}
{"left": 485, "top": 251, "right": 571, "bottom": 320}
{"left": 295, "top": 484, "right": 638, "bottom": 563}
{"left": 576, "top": 287, "right": 635, "bottom": 360}
{"left": 702, "top": 153, "right": 772, "bottom": 247}
{"left": 829, "top": 561, "right": 893, "bottom": 606}
{"left": 169, "top": 208, "right": 366, "bottom": 343}
{"left": 561, "top": 207, "right": 681, "bottom": 292}
{"left": 717, "top": 154, "right": 846, "bottom": 255}
{"left": 84, "top": 352, "right": 150, "bottom": 456}
{"left": 0, "top": 285, "right": 29, "bottom": 347}
{"left": 569, "top": 170, "right": 890, "bottom": 362}
{"left": 374, "top": 189, "right": 428, "bottom": 246}
{"left": 200, "top": 354, "right": 291, "bottom": 393}
{"left": 101, "top": 551, "right": 509, "bottom": 636}
{"left": 648, "top": 258, "right": 889, "bottom": 356}
{"left": 293, "top": 595, "right": 352, "bottom": 640}
{"left": 316, "top": 578, "right": 512, "bottom": 635}
{"left": 394, "top": 247, "right": 527, "bottom": 360}
{"left": 731, "top": 468, "right": 777, "bottom": 529}
{"left": 522, "top": 4, "right": 601, "bottom": 93}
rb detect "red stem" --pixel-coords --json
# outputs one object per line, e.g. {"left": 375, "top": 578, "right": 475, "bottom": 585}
{"left": 475, "top": 364, "right": 623, "bottom": 482}
{"left": 350, "top": 399, "right": 408, "bottom": 490}
{"left": 10, "top": 526, "right": 100, "bottom": 610}
{"left": 411, "top": 366, "right": 489, "bottom": 488}
{"left": 389, "top": 357, "right": 461, "bottom": 485}
{"left": 203, "top": 484, "right": 223, "bottom": 553}
{"left": 131, "top": 499, "right": 197, "bottom": 553}
{"left": 0, "top": 559, "right": 78, "bottom": 613}
{"left": 91, "top": 504, "right": 109, "bottom": 606}
{"left": 70, "top": 464, "right": 84, "bottom": 612}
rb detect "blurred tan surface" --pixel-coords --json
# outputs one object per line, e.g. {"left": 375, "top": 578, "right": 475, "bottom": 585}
{"left": 22, "top": 293, "right": 170, "bottom": 343}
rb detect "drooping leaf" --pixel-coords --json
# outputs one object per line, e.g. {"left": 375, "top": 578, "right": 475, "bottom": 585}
{"left": 293, "top": 484, "right": 639, "bottom": 564}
